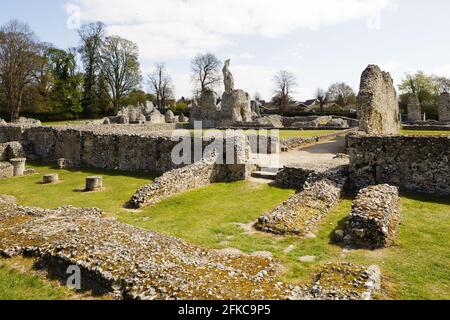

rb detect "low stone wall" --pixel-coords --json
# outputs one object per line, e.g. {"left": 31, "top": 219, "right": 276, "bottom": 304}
{"left": 0, "top": 125, "right": 24, "bottom": 143}
{"left": 348, "top": 134, "right": 450, "bottom": 196}
{"left": 130, "top": 158, "right": 217, "bottom": 208}
{"left": 276, "top": 157, "right": 349, "bottom": 190}
{"left": 337, "top": 184, "right": 400, "bottom": 249}
{"left": 0, "top": 125, "right": 185, "bottom": 173}
{"left": 255, "top": 165, "right": 348, "bottom": 236}
{"left": 402, "top": 121, "right": 450, "bottom": 131}
{"left": 281, "top": 128, "right": 356, "bottom": 151}
{"left": 130, "top": 156, "right": 255, "bottom": 209}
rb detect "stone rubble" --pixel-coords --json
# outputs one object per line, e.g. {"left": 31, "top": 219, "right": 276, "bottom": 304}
{"left": 310, "top": 263, "right": 381, "bottom": 300}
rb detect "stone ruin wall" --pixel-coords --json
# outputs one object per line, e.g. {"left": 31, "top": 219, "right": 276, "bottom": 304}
{"left": 0, "top": 125, "right": 184, "bottom": 173}
{"left": 342, "top": 184, "right": 400, "bottom": 249}
{"left": 347, "top": 134, "right": 450, "bottom": 196}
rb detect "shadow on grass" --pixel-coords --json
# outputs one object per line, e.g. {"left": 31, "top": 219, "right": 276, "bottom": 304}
{"left": 400, "top": 191, "right": 450, "bottom": 205}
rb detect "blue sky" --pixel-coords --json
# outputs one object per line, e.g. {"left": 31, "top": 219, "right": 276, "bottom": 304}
{"left": 1, "top": 0, "right": 450, "bottom": 100}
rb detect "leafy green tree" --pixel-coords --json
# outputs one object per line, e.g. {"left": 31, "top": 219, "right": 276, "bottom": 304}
{"left": 46, "top": 48, "right": 83, "bottom": 116}
{"left": 121, "top": 89, "right": 148, "bottom": 107}
{"left": 326, "top": 82, "right": 356, "bottom": 107}
{"left": 78, "top": 22, "right": 106, "bottom": 117}
{"left": 398, "top": 71, "right": 440, "bottom": 106}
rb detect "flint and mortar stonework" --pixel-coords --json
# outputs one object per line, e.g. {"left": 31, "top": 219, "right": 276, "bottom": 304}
{"left": 439, "top": 91, "right": 450, "bottom": 122}
{"left": 130, "top": 158, "right": 217, "bottom": 208}
{"left": 347, "top": 134, "right": 450, "bottom": 196}
{"left": 0, "top": 162, "right": 13, "bottom": 179}
{"left": 407, "top": 94, "right": 422, "bottom": 122}
{"left": 0, "top": 142, "right": 25, "bottom": 161}
{"left": 255, "top": 164, "right": 348, "bottom": 236}
{"left": 357, "top": 65, "right": 400, "bottom": 135}
{"left": 0, "top": 203, "right": 381, "bottom": 300}
{"left": 0, "top": 125, "right": 187, "bottom": 173}
{"left": 342, "top": 185, "right": 400, "bottom": 249}
{"left": 275, "top": 157, "right": 350, "bottom": 190}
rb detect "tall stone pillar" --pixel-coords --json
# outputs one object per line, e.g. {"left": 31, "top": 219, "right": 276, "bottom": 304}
{"left": 407, "top": 94, "right": 422, "bottom": 122}
{"left": 357, "top": 65, "right": 400, "bottom": 135}
{"left": 438, "top": 91, "right": 450, "bottom": 122}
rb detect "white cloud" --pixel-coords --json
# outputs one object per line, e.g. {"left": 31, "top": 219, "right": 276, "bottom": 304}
{"left": 68, "top": 0, "right": 395, "bottom": 60}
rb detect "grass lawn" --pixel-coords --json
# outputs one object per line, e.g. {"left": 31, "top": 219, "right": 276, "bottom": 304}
{"left": 0, "top": 258, "right": 73, "bottom": 300}
{"left": 401, "top": 130, "right": 450, "bottom": 136}
{"left": 42, "top": 119, "right": 101, "bottom": 126}
{"left": 0, "top": 163, "right": 449, "bottom": 300}
{"left": 191, "top": 129, "right": 340, "bottom": 140}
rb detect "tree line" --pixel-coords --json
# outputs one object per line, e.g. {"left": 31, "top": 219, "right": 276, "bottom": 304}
{"left": 1, "top": 19, "right": 448, "bottom": 121}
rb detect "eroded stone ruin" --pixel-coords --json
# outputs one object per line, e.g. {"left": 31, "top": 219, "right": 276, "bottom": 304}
{"left": 357, "top": 65, "right": 400, "bottom": 135}
{"left": 439, "top": 91, "right": 450, "bottom": 122}
{"left": 190, "top": 59, "right": 254, "bottom": 127}
{"left": 255, "top": 158, "right": 349, "bottom": 236}
{"left": 0, "top": 203, "right": 382, "bottom": 300}
{"left": 407, "top": 94, "right": 422, "bottom": 122}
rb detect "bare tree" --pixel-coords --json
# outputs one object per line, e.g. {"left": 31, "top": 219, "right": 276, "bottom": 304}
{"left": 191, "top": 53, "right": 222, "bottom": 92}
{"left": 100, "top": 36, "right": 142, "bottom": 113}
{"left": 147, "top": 63, "right": 174, "bottom": 112}
{"left": 273, "top": 70, "right": 297, "bottom": 113}
{"left": 326, "top": 82, "right": 356, "bottom": 106}
{"left": 316, "top": 88, "right": 327, "bottom": 114}
{"left": 0, "top": 20, "right": 40, "bottom": 121}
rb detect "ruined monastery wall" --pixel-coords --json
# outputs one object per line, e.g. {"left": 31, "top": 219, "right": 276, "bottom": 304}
{"left": 0, "top": 125, "right": 183, "bottom": 173}
{"left": 348, "top": 134, "right": 450, "bottom": 196}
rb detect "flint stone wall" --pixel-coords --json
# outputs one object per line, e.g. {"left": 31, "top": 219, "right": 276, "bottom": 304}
{"left": 344, "top": 184, "right": 400, "bottom": 248}
{"left": 0, "top": 125, "right": 185, "bottom": 173}
{"left": 347, "top": 134, "right": 450, "bottom": 196}
{"left": 276, "top": 157, "right": 350, "bottom": 190}
{"left": 0, "top": 162, "right": 13, "bottom": 179}
{"left": 255, "top": 165, "right": 348, "bottom": 236}
{"left": 0, "top": 142, "right": 25, "bottom": 161}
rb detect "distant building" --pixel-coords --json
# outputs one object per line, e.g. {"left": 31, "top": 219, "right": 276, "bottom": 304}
{"left": 290, "top": 99, "right": 320, "bottom": 111}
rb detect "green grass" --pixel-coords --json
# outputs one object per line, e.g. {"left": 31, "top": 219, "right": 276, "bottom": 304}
{"left": 42, "top": 119, "right": 101, "bottom": 126}
{"left": 191, "top": 129, "right": 340, "bottom": 140}
{"left": 0, "top": 163, "right": 449, "bottom": 300}
{"left": 401, "top": 130, "right": 450, "bottom": 136}
{"left": 0, "top": 163, "right": 155, "bottom": 213}
{"left": 0, "top": 262, "right": 68, "bottom": 300}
